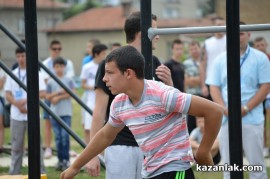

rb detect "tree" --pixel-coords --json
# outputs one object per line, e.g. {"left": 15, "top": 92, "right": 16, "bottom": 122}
{"left": 59, "top": 0, "right": 100, "bottom": 19}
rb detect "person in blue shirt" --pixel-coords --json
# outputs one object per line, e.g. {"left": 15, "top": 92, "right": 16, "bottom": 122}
{"left": 81, "top": 39, "right": 100, "bottom": 66}
{"left": 207, "top": 22, "right": 270, "bottom": 179}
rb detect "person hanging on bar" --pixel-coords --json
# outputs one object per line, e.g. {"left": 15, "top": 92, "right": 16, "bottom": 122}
{"left": 207, "top": 22, "right": 270, "bottom": 179}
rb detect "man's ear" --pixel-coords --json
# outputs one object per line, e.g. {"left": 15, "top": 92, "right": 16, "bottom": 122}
{"left": 125, "top": 69, "right": 136, "bottom": 79}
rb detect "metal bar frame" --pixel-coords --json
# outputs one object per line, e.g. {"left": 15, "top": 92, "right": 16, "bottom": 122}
{"left": 140, "top": 0, "right": 153, "bottom": 80}
{"left": 226, "top": 0, "right": 243, "bottom": 178}
{"left": 148, "top": 24, "right": 270, "bottom": 40}
{"left": 0, "top": 61, "right": 106, "bottom": 168}
{"left": 0, "top": 22, "right": 93, "bottom": 117}
{"left": 24, "top": 0, "right": 40, "bottom": 177}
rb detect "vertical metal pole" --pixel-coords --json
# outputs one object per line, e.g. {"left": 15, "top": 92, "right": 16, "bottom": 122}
{"left": 226, "top": 0, "right": 243, "bottom": 178}
{"left": 140, "top": 0, "right": 153, "bottom": 80}
{"left": 24, "top": 0, "right": 41, "bottom": 178}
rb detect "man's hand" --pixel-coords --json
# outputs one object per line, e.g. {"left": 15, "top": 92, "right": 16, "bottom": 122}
{"left": 155, "top": 64, "right": 173, "bottom": 86}
{"left": 195, "top": 149, "right": 214, "bottom": 166}
{"left": 85, "top": 156, "right": 100, "bottom": 177}
{"left": 60, "top": 166, "right": 80, "bottom": 179}
{"left": 15, "top": 99, "right": 27, "bottom": 113}
{"left": 201, "top": 85, "right": 209, "bottom": 97}
{"left": 51, "top": 96, "right": 60, "bottom": 105}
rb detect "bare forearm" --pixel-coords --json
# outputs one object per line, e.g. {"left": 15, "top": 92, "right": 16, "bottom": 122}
{"left": 246, "top": 83, "right": 270, "bottom": 111}
{"left": 185, "top": 76, "right": 200, "bottom": 87}
{"left": 210, "top": 86, "right": 226, "bottom": 107}
{"left": 72, "top": 125, "right": 118, "bottom": 170}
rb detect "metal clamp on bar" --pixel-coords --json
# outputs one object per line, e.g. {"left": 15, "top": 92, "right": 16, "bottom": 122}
{"left": 148, "top": 24, "right": 270, "bottom": 40}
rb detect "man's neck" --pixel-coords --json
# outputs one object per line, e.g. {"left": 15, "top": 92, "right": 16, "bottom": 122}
{"left": 128, "top": 40, "right": 141, "bottom": 53}
{"left": 240, "top": 45, "right": 248, "bottom": 55}
{"left": 215, "top": 33, "right": 224, "bottom": 39}
{"left": 126, "top": 79, "right": 144, "bottom": 106}
{"left": 171, "top": 55, "right": 180, "bottom": 62}
{"left": 19, "top": 66, "right": 26, "bottom": 69}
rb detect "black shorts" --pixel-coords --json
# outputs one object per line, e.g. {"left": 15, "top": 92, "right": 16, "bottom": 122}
{"left": 146, "top": 168, "right": 195, "bottom": 179}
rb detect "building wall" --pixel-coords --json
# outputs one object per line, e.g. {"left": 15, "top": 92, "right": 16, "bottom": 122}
{"left": 0, "top": 8, "right": 64, "bottom": 67}
{"left": 216, "top": 0, "right": 270, "bottom": 24}
{"left": 215, "top": 0, "right": 270, "bottom": 52}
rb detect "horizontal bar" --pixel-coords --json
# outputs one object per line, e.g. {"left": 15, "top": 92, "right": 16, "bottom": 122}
{"left": 148, "top": 24, "right": 270, "bottom": 40}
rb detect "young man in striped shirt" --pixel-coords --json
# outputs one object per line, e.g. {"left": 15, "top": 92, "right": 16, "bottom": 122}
{"left": 61, "top": 46, "right": 223, "bottom": 179}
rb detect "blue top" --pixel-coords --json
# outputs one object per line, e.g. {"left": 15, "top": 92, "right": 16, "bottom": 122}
{"left": 206, "top": 46, "right": 270, "bottom": 125}
{"left": 82, "top": 55, "right": 93, "bottom": 66}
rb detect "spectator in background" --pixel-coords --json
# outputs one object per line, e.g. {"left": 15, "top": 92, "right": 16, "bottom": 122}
{"left": 42, "top": 40, "right": 75, "bottom": 159}
{"left": 207, "top": 23, "right": 270, "bottom": 179}
{"left": 190, "top": 117, "right": 220, "bottom": 164}
{"left": 254, "top": 37, "right": 270, "bottom": 59}
{"left": 80, "top": 44, "right": 108, "bottom": 144}
{"left": 110, "top": 42, "right": 121, "bottom": 52}
{"left": 254, "top": 36, "right": 270, "bottom": 158}
{"left": 5, "top": 47, "right": 46, "bottom": 174}
{"left": 200, "top": 17, "right": 226, "bottom": 99}
{"left": 81, "top": 39, "right": 101, "bottom": 66}
{"left": 46, "top": 57, "right": 76, "bottom": 171}
{"left": 164, "top": 39, "right": 185, "bottom": 92}
{"left": 0, "top": 50, "right": 6, "bottom": 154}
{"left": 80, "top": 39, "right": 101, "bottom": 134}
{"left": 183, "top": 40, "right": 202, "bottom": 133}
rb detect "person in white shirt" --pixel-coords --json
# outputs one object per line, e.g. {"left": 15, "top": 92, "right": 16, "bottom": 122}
{"left": 80, "top": 44, "right": 107, "bottom": 143}
{"left": 5, "top": 47, "right": 46, "bottom": 174}
{"left": 42, "top": 40, "right": 75, "bottom": 159}
{"left": 199, "top": 17, "right": 226, "bottom": 99}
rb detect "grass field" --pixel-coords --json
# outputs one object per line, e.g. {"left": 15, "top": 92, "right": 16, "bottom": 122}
{"left": 1, "top": 88, "right": 270, "bottom": 178}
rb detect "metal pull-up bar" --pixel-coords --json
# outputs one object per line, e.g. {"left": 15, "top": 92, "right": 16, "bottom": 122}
{"left": 148, "top": 24, "right": 270, "bottom": 40}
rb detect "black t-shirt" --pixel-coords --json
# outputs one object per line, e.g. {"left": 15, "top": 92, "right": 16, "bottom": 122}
{"left": 95, "top": 60, "right": 138, "bottom": 146}
{"left": 164, "top": 59, "right": 185, "bottom": 92}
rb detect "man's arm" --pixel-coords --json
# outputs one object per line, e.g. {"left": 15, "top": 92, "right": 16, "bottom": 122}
{"left": 185, "top": 75, "right": 200, "bottom": 88}
{"left": 199, "top": 47, "right": 209, "bottom": 97}
{"left": 81, "top": 79, "right": 94, "bottom": 91}
{"left": 60, "top": 123, "right": 123, "bottom": 179}
{"left": 242, "top": 83, "right": 270, "bottom": 116}
{"left": 210, "top": 85, "right": 228, "bottom": 116}
{"left": 85, "top": 88, "right": 109, "bottom": 176}
{"left": 187, "top": 95, "right": 223, "bottom": 165}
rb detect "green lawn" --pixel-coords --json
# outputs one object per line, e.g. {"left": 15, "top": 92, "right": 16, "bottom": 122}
{"left": 1, "top": 88, "right": 270, "bottom": 178}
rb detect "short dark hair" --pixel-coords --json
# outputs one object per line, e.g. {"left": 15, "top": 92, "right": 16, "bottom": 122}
{"left": 171, "top": 39, "right": 183, "bottom": 48}
{"left": 111, "top": 42, "right": 121, "bottom": 47}
{"left": 92, "top": 44, "right": 108, "bottom": 58}
{"left": 189, "top": 40, "right": 200, "bottom": 47}
{"left": 53, "top": 56, "right": 66, "bottom": 66}
{"left": 124, "top": 11, "right": 157, "bottom": 43}
{"left": 15, "top": 47, "right": 25, "bottom": 54}
{"left": 254, "top": 37, "right": 266, "bottom": 43}
{"left": 89, "top": 39, "right": 100, "bottom": 46}
{"left": 105, "top": 46, "right": 145, "bottom": 79}
{"left": 50, "top": 40, "right": 61, "bottom": 48}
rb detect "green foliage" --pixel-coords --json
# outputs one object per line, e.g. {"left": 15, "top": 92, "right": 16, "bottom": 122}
{"left": 62, "top": 0, "right": 100, "bottom": 20}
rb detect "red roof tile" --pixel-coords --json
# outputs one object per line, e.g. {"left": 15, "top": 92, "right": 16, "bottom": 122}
{"left": 0, "top": 0, "right": 69, "bottom": 9}
{"left": 48, "top": 6, "right": 212, "bottom": 33}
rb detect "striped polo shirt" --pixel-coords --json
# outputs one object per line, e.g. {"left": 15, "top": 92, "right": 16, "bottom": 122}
{"left": 109, "top": 80, "right": 194, "bottom": 178}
